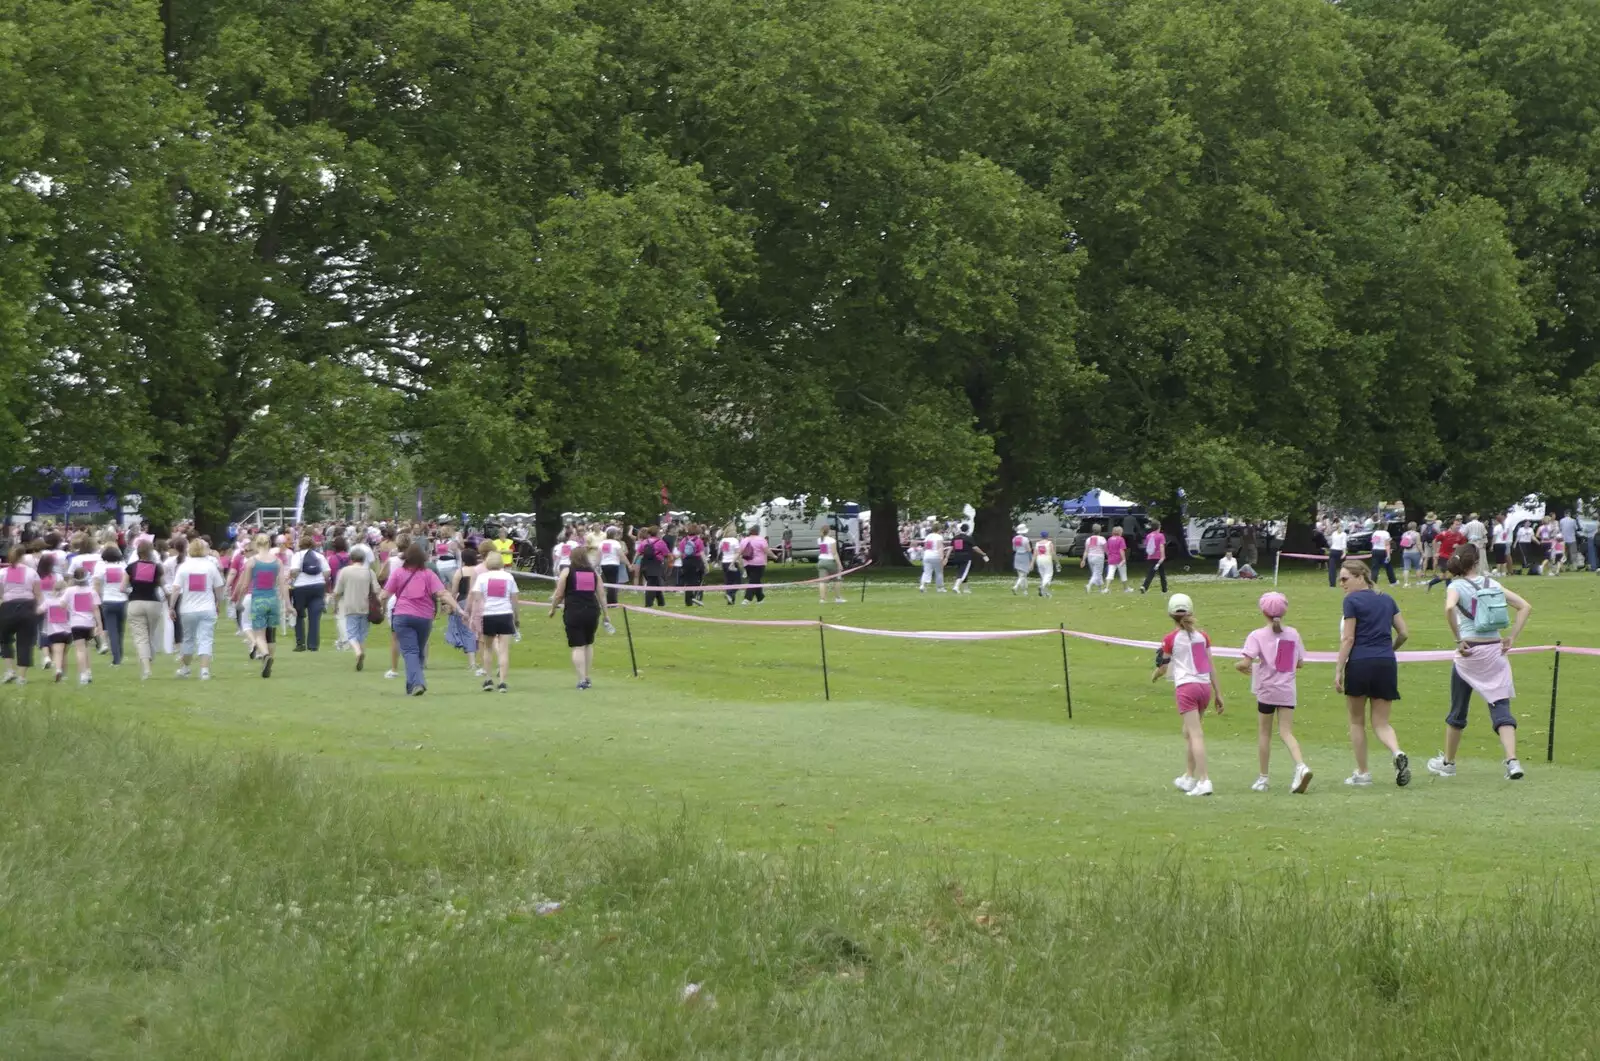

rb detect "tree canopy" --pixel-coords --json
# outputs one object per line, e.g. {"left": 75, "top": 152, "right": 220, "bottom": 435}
{"left": 3, "top": 0, "right": 1595, "bottom": 543}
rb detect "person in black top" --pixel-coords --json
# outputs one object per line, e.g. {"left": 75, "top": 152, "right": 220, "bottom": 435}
{"left": 948, "top": 524, "right": 989, "bottom": 594}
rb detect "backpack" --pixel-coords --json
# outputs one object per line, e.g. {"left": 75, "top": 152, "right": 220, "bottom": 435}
{"left": 1459, "top": 577, "right": 1510, "bottom": 632}
{"left": 682, "top": 537, "right": 698, "bottom": 558}
{"left": 301, "top": 550, "right": 322, "bottom": 576}
{"left": 651, "top": 539, "right": 670, "bottom": 563}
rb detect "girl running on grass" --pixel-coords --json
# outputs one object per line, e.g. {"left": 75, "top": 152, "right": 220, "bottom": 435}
{"left": 1152, "top": 593, "right": 1225, "bottom": 797}
{"left": 1236, "top": 591, "right": 1312, "bottom": 793}
{"left": 1335, "top": 559, "right": 1411, "bottom": 787}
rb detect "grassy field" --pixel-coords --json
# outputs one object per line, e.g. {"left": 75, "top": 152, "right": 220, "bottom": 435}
{"left": 4, "top": 564, "right": 1600, "bottom": 1056}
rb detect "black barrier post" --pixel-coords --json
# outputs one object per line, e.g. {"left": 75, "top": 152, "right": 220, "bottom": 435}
{"left": 1059, "top": 623, "right": 1073, "bottom": 719}
{"left": 621, "top": 605, "right": 639, "bottom": 678}
{"left": 860, "top": 567, "right": 868, "bottom": 603}
{"left": 1547, "top": 641, "right": 1561, "bottom": 762}
{"left": 819, "top": 617, "right": 831, "bottom": 701}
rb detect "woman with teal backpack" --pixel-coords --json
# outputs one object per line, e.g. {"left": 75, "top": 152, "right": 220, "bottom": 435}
{"left": 1428, "top": 544, "right": 1534, "bottom": 781}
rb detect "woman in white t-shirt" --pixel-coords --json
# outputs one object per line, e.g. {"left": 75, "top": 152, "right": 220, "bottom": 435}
{"left": 469, "top": 550, "right": 519, "bottom": 693}
{"left": 93, "top": 545, "right": 129, "bottom": 666}
{"left": 816, "top": 526, "right": 846, "bottom": 604}
{"left": 716, "top": 525, "right": 742, "bottom": 605}
{"left": 1081, "top": 524, "right": 1109, "bottom": 594}
{"left": 919, "top": 530, "right": 945, "bottom": 593}
{"left": 170, "top": 538, "right": 226, "bottom": 679}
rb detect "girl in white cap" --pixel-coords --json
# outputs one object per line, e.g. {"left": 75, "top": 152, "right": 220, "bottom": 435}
{"left": 1010, "top": 525, "right": 1032, "bottom": 594}
{"left": 1152, "top": 592, "right": 1225, "bottom": 796}
{"left": 1236, "top": 591, "right": 1312, "bottom": 793}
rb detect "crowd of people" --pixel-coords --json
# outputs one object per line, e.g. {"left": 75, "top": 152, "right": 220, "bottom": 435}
{"left": 1155, "top": 543, "right": 1534, "bottom": 796}
{"left": 1313, "top": 510, "right": 1594, "bottom": 589}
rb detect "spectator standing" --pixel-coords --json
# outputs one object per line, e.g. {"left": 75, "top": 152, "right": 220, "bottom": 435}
{"left": 1139, "top": 525, "right": 1169, "bottom": 595}
{"left": 1326, "top": 524, "right": 1348, "bottom": 589}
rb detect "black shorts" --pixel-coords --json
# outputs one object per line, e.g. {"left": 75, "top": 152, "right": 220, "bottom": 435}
{"left": 564, "top": 611, "right": 599, "bottom": 648}
{"left": 1257, "top": 702, "right": 1294, "bottom": 715}
{"left": 1344, "top": 657, "right": 1401, "bottom": 702}
{"left": 1492, "top": 543, "right": 1508, "bottom": 563}
{"left": 481, "top": 614, "right": 516, "bottom": 638}
{"left": 71, "top": 627, "right": 95, "bottom": 642}
{"left": 46, "top": 632, "right": 73, "bottom": 646}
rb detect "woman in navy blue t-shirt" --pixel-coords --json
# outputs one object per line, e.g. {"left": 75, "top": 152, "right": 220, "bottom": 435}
{"left": 1334, "top": 558, "right": 1413, "bottom": 788}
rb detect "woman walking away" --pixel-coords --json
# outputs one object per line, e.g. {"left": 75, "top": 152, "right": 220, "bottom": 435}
{"left": 1370, "top": 522, "right": 1396, "bottom": 585}
{"left": 95, "top": 545, "right": 128, "bottom": 665}
{"left": 637, "top": 526, "right": 670, "bottom": 607}
{"left": 550, "top": 544, "right": 604, "bottom": 688}
{"left": 125, "top": 542, "right": 168, "bottom": 681}
{"left": 1152, "top": 593, "right": 1225, "bottom": 797}
{"left": 333, "top": 545, "right": 377, "bottom": 671}
{"left": 817, "top": 525, "right": 847, "bottom": 603}
{"left": 238, "top": 534, "right": 287, "bottom": 677}
{"left": 1335, "top": 559, "right": 1411, "bottom": 787}
{"left": 64, "top": 567, "right": 103, "bottom": 684}
{"left": 1140, "top": 525, "right": 1169, "bottom": 595}
{"left": 1237, "top": 592, "right": 1311, "bottom": 793}
{"left": 1399, "top": 523, "right": 1422, "bottom": 588}
{"left": 740, "top": 526, "right": 770, "bottom": 603}
{"left": 1, "top": 546, "right": 44, "bottom": 685}
{"left": 381, "top": 543, "right": 465, "bottom": 697}
{"left": 326, "top": 535, "right": 351, "bottom": 650}
{"left": 446, "top": 546, "right": 484, "bottom": 676}
{"left": 289, "top": 534, "right": 327, "bottom": 652}
{"left": 1081, "top": 525, "right": 1108, "bottom": 593}
{"left": 918, "top": 526, "right": 946, "bottom": 594}
{"left": 1326, "top": 524, "right": 1347, "bottom": 589}
{"left": 679, "top": 523, "right": 708, "bottom": 607}
{"left": 1428, "top": 545, "right": 1533, "bottom": 781}
{"left": 1109, "top": 526, "right": 1133, "bottom": 591}
{"left": 1010, "top": 525, "right": 1032, "bottom": 595}
{"left": 599, "top": 527, "right": 628, "bottom": 627}
{"left": 716, "top": 524, "right": 743, "bottom": 605}
{"left": 171, "top": 539, "right": 225, "bottom": 680}
{"left": 947, "top": 524, "right": 986, "bottom": 593}
{"left": 471, "top": 550, "right": 520, "bottom": 692}
{"left": 1035, "top": 532, "right": 1056, "bottom": 597}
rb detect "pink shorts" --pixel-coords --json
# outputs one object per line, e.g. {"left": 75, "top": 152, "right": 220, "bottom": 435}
{"left": 1175, "top": 683, "right": 1212, "bottom": 715}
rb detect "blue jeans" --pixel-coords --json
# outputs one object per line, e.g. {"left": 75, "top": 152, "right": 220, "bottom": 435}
{"left": 292, "top": 584, "right": 325, "bottom": 650}
{"left": 102, "top": 601, "right": 126, "bottom": 665}
{"left": 1587, "top": 535, "right": 1597, "bottom": 572}
{"left": 391, "top": 613, "right": 432, "bottom": 691}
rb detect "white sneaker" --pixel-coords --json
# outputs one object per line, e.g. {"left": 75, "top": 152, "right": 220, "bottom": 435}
{"left": 1292, "top": 762, "right": 1313, "bottom": 794}
{"left": 199, "top": 669, "right": 211, "bottom": 681}
{"left": 1427, "top": 755, "right": 1456, "bottom": 777}
{"left": 384, "top": 669, "right": 398, "bottom": 680}
{"left": 176, "top": 667, "right": 191, "bottom": 679}
{"left": 1173, "top": 774, "right": 1197, "bottom": 793}
{"left": 1344, "top": 771, "right": 1373, "bottom": 786}
{"left": 78, "top": 673, "right": 91, "bottom": 686}
{"left": 474, "top": 667, "right": 487, "bottom": 678}
{"left": 1505, "top": 758, "right": 1524, "bottom": 780}
{"left": 1, "top": 670, "right": 15, "bottom": 684}
{"left": 1251, "top": 775, "right": 1270, "bottom": 792}
{"left": 1187, "top": 779, "right": 1214, "bottom": 797}
{"left": 937, "top": 588, "right": 947, "bottom": 593}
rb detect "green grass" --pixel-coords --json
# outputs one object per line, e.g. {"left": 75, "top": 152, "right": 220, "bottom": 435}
{"left": 4, "top": 566, "right": 1600, "bottom": 1056}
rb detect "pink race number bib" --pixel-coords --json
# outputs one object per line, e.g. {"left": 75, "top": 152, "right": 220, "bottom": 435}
{"left": 48, "top": 606, "right": 67, "bottom": 624}
{"left": 188, "top": 573, "right": 208, "bottom": 592}
{"left": 487, "top": 579, "right": 508, "bottom": 598}
{"left": 3, "top": 566, "right": 22, "bottom": 584}
{"left": 1274, "top": 638, "right": 1297, "bottom": 673}
{"left": 1190, "top": 640, "right": 1213, "bottom": 675}
{"left": 133, "top": 562, "right": 157, "bottom": 583}
{"left": 253, "top": 569, "right": 276, "bottom": 591}
{"left": 104, "top": 568, "right": 122, "bottom": 584}
{"left": 73, "top": 592, "right": 95, "bottom": 613}
{"left": 573, "top": 571, "right": 596, "bottom": 592}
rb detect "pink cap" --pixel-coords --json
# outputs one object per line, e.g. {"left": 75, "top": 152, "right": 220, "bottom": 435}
{"left": 1258, "top": 591, "right": 1288, "bottom": 619}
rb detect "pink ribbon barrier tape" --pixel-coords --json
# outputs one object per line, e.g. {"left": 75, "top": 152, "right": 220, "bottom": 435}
{"left": 619, "top": 605, "right": 817, "bottom": 628}
{"left": 823, "top": 623, "right": 1060, "bottom": 642}
{"left": 514, "top": 562, "right": 870, "bottom": 592}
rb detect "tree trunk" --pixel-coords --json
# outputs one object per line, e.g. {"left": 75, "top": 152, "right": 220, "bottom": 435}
{"left": 868, "top": 498, "right": 905, "bottom": 565}
{"left": 529, "top": 476, "right": 563, "bottom": 575}
{"left": 974, "top": 496, "right": 1015, "bottom": 568}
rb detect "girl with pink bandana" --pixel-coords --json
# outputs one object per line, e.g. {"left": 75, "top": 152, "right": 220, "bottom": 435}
{"left": 1236, "top": 592, "right": 1312, "bottom": 793}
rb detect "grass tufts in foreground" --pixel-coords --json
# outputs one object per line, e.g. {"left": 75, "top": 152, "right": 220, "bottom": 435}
{"left": 3, "top": 703, "right": 1598, "bottom": 1059}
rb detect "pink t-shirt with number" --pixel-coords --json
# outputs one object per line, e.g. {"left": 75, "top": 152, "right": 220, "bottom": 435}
{"left": 1, "top": 564, "right": 39, "bottom": 603}
{"left": 1241, "top": 625, "right": 1304, "bottom": 707}
{"left": 384, "top": 566, "right": 446, "bottom": 619}
{"left": 741, "top": 537, "right": 769, "bottom": 565}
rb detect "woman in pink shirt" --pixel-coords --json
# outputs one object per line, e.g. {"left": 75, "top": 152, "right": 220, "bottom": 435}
{"left": 1, "top": 545, "right": 45, "bottom": 684}
{"left": 380, "top": 542, "right": 467, "bottom": 697}
{"left": 1105, "top": 528, "right": 1132, "bottom": 592}
{"left": 1236, "top": 592, "right": 1312, "bottom": 794}
{"left": 739, "top": 526, "right": 769, "bottom": 604}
